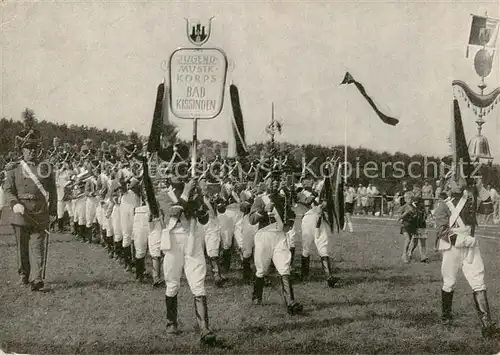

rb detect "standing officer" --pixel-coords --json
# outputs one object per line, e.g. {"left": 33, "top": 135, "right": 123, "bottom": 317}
{"left": 435, "top": 177, "right": 499, "bottom": 338}
{"left": 3, "top": 130, "right": 57, "bottom": 291}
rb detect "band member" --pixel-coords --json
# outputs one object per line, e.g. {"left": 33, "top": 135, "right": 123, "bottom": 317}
{"left": 55, "top": 161, "right": 74, "bottom": 232}
{"left": 3, "top": 130, "right": 57, "bottom": 291}
{"left": 434, "top": 177, "right": 499, "bottom": 338}
{"left": 84, "top": 160, "right": 100, "bottom": 243}
{"left": 234, "top": 181, "right": 258, "bottom": 282}
{"left": 107, "top": 178, "right": 123, "bottom": 263}
{"left": 217, "top": 180, "right": 243, "bottom": 273}
{"left": 119, "top": 150, "right": 142, "bottom": 272}
{"left": 197, "top": 179, "right": 225, "bottom": 287}
{"left": 398, "top": 192, "right": 417, "bottom": 264}
{"left": 157, "top": 166, "right": 216, "bottom": 345}
{"left": 299, "top": 179, "right": 338, "bottom": 288}
{"left": 249, "top": 176, "right": 303, "bottom": 315}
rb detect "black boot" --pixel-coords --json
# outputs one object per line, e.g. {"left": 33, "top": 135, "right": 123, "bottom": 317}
{"left": 135, "top": 257, "right": 146, "bottom": 283}
{"left": 473, "top": 290, "right": 500, "bottom": 338}
{"left": 80, "top": 225, "right": 87, "bottom": 242}
{"left": 86, "top": 226, "right": 93, "bottom": 244}
{"left": 57, "top": 218, "right": 64, "bottom": 233}
{"left": 106, "top": 237, "right": 114, "bottom": 258}
{"left": 252, "top": 276, "right": 265, "bottom": 305}
{"left": 279, "top": 275, "right": 303, "bottom": 315}
{"left": 194, "top": 296, "right": 216, "bottom": 346}
{"left": 441, "top": 290, "right": 453, "bottom": 326}
{"left": 71, "top": 221, "right": 77, "bottom": 235}
{"left": 92, "top": 223, "right": 100, "bottom": 244}
{"left": 100, "top": 229, "right": 106, "bottom": 247}
{"left": 289, "top": 247, "right": 296, "bottom": 273}
{"left": 221, "top": 249, "right": 231, "bottom": 273}
{"left": 209, "top": 257, "right": 224, "bottom": 288}
{"left": 242, "top": 257, "right": 253, "bottom": 283}
{"left": 301, "top": 256, "right": 310, "bottom": 281}
{"left": 124, "top": 246, "right": 133, "bottom": 272}
{"left": 321, "top": 256, "right": 339, "bottom": 288}
{"left": 114, "top": 241, "right": 122, "bottom": 261}
{"left": 165, "top": 295, "right": 179, "bottom": 335}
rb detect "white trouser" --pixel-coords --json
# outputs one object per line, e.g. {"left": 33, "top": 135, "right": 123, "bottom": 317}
{"left": 57, "top": 200, "right": 73, "bottom": 219}
{"left": 95, "top": 201, "right": 103, "bottom": 226}
{"left": 254, "top": 225, "right": 291, "bottom": 278}
{"left": 301, "top": 212, "right": 330, "bottom": 258}
{"left": 234, "top": 214, "right": 257, "bottom": 259}
{"left": 132, "top": 206, "right": 150, "bottom": 259}
{"left": 112, "top": 204, "right": 122, "bottom": 242}
{"left": 85, "top": 197, "right": 98, "bottom": 228}
{"left": 121, "top": 192, "right": 141, "bottom": 247}
{"left": 218, "top": 205, "right": 242, "bottom": 250}
{"left": 286, "top": 224, "right": 298, "bottom": 249}
{"left": 441, "top": 243, "right": 486, "bottom": 293}
{"left": 162, "top": 225, "right": 207, "bottom": 297}
{"left": 102, "top": 200, "right": 113, "bottom": 236}
{"left": 197, "top": 215, "right": 221, "bottom": 258}
{"left": 72, "top": 200, "right": 77, "bottom": 223}
{"left": 148, "top": 219, "right": 162, "bottom": 258}
{"left": 75, "top": 197, "right": 87, "bottom": 226}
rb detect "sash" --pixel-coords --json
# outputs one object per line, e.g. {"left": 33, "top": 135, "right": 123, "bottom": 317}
{"left": 20, "top": 160, "right": 48, "bottom": 203}
{"left": 443, "top": 196, "right": 475, "bottom": 262}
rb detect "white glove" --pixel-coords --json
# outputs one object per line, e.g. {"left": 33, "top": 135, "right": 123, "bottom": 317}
{"left": 463, "top": 236, "right": 476, "bottom": 248}
{"left": 13, "top": 203, "right": 25, "bottom": 215}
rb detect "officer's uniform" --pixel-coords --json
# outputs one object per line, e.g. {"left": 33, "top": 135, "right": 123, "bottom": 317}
{"left": 249, "top": 182, "right": 303, "bottom": 315}
{"left": 435, "top": 179, "right": 499, "bottom": 338}
{"left": 3, "top": 132, "right": 57, "bottom": 291}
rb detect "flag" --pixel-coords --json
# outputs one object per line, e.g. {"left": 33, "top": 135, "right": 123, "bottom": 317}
{"left": 340, "top": 72, "right": 399, "bottom": 126}
{"left": 450, "top": 98, "right": 473, "bottom": 181}
{"left": 467, "top": 15, "right": 500, "bottom": 57}
{"left": 228, "top": 84, "right": 249, "bottom": 158}
{"left": 333, "top": 164, "right": 345, "bottom": 232}
{"left": 147, "top": 82, "right": 165, "bottom": 154}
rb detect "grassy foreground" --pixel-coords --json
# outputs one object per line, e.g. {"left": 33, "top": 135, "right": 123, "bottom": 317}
{"left": 1, "top": 217, "right": 500, "bottom": 354}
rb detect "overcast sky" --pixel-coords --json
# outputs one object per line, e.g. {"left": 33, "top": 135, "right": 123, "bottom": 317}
{"left": 1, "top": 1, "right": 500, "bottom": 160}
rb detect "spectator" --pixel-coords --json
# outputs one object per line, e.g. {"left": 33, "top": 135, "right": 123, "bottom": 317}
{"left": 367, "top": 182, "right": 379, "bottom": 215}
{"left": 343, "top": 185, "right": 356, "bottom": 232}
{"left": 408, "top": 197, "right": 429, "bottom": 263}
{"left": 421, "top": 180, "right": 434, "bottom": 214}
{"left": 398, "top": 191, "right": 417, "bottom": 264}
{"left": 388, "top": 191, "right": 402, "bottom": 216}
{"left": 355, "top": 183, "right": 363, "bottom": 215}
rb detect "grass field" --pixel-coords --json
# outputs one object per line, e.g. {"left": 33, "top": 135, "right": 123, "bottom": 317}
{"left": 1, "top": 217, "right": 500, "bottom": 354}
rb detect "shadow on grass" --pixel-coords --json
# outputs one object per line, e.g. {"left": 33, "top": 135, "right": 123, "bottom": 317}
{"left": 49, "top": 278, "right": 134, "bottom": 290}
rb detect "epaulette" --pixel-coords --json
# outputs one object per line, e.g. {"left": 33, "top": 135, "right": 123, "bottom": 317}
{"left": 4, "top": 161, "right": 19, "bottom": 171}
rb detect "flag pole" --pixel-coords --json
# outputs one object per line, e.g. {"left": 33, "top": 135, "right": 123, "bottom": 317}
{"left": 344, "top": 112, "right": 348, "bottom": 184}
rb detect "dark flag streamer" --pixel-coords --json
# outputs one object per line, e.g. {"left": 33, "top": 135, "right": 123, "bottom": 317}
{"left": 451, "top": 98, "right": 473, "bottom": 180}
{"left": 147, "top": 82, "right": 165, "bottom": 154}
{"left": 340, "top": 72, "right": 399, "bottom": 126}
{"left": 229, "top": 84, "right": 249, "bottom": 158}
{"left": 333, "top": 164, "right": 345, "bottom": 232}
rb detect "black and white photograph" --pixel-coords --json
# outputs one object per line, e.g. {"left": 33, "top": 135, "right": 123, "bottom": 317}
{"left": 1, "top": 1, "right": 500, "bottom": 353}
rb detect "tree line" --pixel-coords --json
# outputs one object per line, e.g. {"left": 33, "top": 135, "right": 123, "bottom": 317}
{"left": 1, "top": 108, "right": 499, "bottom": 194}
